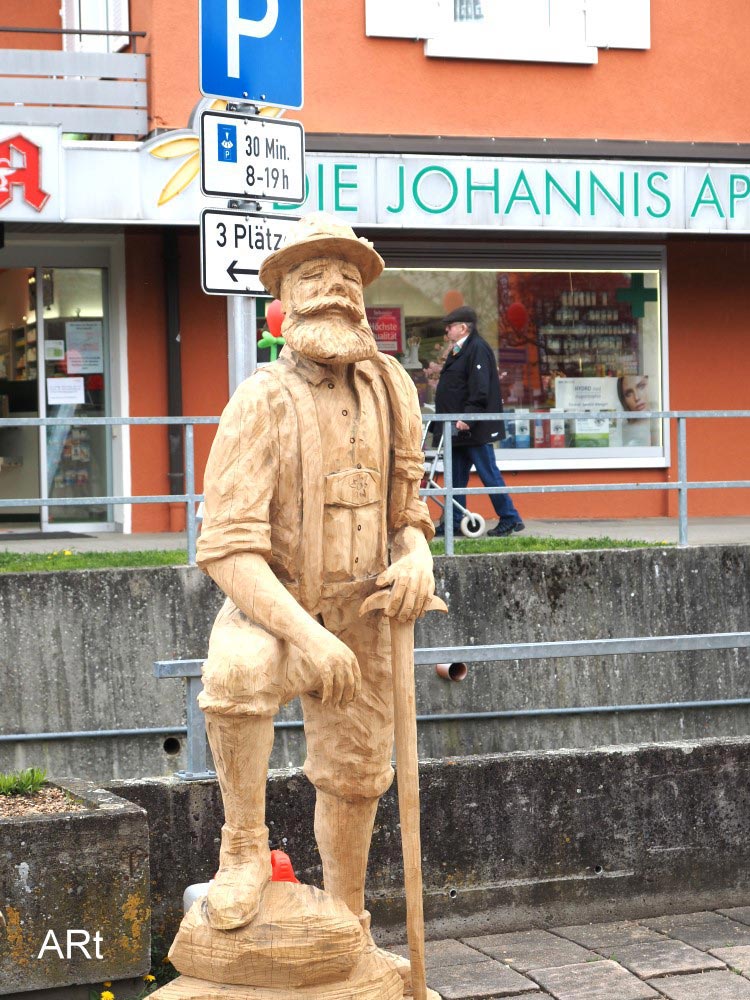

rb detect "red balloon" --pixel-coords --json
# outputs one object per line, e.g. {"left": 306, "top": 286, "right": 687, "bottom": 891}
{"left": 506, "top": 302, "right": 528, "bottom": 331}
{"left": 442, "top": 289, "right": 464, "bottom": 314}
{"left": 265, "top": 299, "right": 285, "bottom": 338}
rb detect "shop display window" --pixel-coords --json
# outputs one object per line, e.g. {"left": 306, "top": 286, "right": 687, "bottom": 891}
{"left": 363, "top": 264, "right": 665, "bottom": 467}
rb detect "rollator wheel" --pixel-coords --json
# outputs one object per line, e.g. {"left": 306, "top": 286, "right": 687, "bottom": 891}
{"left": 460, "top": 513, "right": 485, "bottom": 538}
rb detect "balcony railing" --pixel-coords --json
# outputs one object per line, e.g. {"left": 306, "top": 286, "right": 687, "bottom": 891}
{"left": 0, "top": 27, "right": 148, "bottom": 137}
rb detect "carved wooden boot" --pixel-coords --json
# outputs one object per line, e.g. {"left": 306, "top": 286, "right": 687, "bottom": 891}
{"left": 359, "top": 909, "right": 412, "bottom": 994}
{"left": 204, "top": 713, "right": 274, "bottom": 930}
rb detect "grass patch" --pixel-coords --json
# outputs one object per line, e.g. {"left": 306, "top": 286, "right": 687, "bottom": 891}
{"left": 0, "top": 549, "right": 186, "bottom": 574}
{"left": 0, "top": 766, "right": 46, "bottom": 796}
{"left": 430, "top": 534, "right": 669, "bottom": 555}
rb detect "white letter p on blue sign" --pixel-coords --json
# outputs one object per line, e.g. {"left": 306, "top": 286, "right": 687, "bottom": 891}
{"left": 227, "top": 0, "right": 279, "bottom": 77}
{"left": 200, "top": 0, "right": 303, "bottom": 109}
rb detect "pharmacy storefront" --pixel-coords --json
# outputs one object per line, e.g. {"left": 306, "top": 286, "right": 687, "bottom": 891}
{"left": 2, "top": 125, "right": 749, "bottom": 529}
{"left": 0, "top": 126, "right": 128, "bottom": 533}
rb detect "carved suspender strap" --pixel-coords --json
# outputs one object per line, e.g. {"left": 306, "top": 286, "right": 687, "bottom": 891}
{"left": 265, "top": 360, "right": 325, "bottom": 615}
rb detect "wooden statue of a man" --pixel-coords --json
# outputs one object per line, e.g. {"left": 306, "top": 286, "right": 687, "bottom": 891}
{"left": 195, "top": 214, "right": 436, "bottom": 970}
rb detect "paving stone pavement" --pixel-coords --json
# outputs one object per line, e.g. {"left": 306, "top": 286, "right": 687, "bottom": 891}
{"left": 401, "top": 907, "right": 750, "bottom": 999}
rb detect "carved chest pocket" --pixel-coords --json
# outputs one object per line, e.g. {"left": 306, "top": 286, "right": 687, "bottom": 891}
{"left": 324, "top": 468, "right": 381, "bottom": 508}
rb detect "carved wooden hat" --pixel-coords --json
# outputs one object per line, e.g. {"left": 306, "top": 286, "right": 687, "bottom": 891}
{"left": 259, "top": 212, "right": 384, "bottom": 298}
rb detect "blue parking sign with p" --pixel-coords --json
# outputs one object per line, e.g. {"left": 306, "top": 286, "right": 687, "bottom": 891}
{"left": 200, "top": 0, "right": 304, "bottom": 109}
{"left": 219, "top": 124, "right": 237, "bottom": 162}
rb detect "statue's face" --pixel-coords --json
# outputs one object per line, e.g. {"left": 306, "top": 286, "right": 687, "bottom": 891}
{"left": 280, "top": 255, "right": 377, "bottom": 364}
{"left": 285, "top": 256, "right": 366, "bottom": 318}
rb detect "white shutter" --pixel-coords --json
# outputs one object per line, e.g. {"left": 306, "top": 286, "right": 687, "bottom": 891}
{"left": 107, "top": 0, "right": 130, "bottom": 53}
{"left": 365, "top": 0, "right": 442, "bottom": 40}
{"left": 59, "top": 0, "right": 129, "bottom": 53}
{"left": 60, "top": 0, "right": 81, "bottom": 52}
{"left": 585, "top": 0, "right": 650, "bottom": 49}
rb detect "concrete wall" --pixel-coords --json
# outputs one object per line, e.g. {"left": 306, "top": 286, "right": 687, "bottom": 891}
{"left": 0, "top": 546, "right": 748, "bottom": 780}
{"left": 110, "top": 735, "right": 750, "bottom": 951}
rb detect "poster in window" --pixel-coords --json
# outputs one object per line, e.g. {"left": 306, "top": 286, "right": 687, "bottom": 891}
{"left": 66, "top": 321, "right": 104, "bottom": 375}
{"left": 365, "top": 307, "right": 404, "bottom": 355}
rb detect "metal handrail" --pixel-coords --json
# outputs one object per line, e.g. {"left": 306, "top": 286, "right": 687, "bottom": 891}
{"left": 0, "top": 410, "right": 748, "bottom": 560}
{"left": 0, "top": 26, "right": 147, "bottom": 52}
{"left": 149, "top": 631, "right": 750, "bottom": 778}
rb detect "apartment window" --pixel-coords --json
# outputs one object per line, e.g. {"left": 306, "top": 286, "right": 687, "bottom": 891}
{"left": 61, "top": 0, "right": 130, "bottom": 53}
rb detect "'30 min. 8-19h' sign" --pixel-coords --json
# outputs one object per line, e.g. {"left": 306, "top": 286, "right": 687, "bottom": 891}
{"left": 200, "top": 110, "right": 305, "bottom": 203}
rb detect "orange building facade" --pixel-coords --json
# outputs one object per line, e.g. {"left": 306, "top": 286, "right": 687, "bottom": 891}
{"left": 0, "top": 0, "right": 748, "bottom": 533}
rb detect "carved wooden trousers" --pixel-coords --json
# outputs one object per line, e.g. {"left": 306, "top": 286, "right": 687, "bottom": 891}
{"left": 199, "top": 588, "right": 396, "bottom": 802}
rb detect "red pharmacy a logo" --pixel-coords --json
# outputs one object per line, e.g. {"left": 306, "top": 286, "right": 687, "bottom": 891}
{"left": 0, "top": 134, "right": 50, "bottom": 212}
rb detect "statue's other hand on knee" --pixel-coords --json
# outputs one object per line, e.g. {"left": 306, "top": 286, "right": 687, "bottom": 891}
{"left": 305, "top": 627, "right": 362, "bottom": 709}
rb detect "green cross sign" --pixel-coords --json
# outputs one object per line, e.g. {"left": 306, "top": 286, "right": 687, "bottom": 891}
{"left": 616, "top": 274, "right": 658, "bottom": 319}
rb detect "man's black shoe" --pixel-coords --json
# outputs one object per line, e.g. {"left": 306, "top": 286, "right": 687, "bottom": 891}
{"left": 433, "top": 522, "right": 462, "bottom": 537}
{"left": 487, "top": 519, "right": 525, "bottom": 537}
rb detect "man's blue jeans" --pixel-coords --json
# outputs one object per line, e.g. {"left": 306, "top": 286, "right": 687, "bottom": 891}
{"left": 450, "top": 443, "right": 522, "bottom": 528}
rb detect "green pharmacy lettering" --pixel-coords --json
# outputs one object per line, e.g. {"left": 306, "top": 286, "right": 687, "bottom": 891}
{"left": 691, "top": 173, "right": 725, "bottom": 218}
{"left": 504, "top": 169, "right": 541, "bottom": 215}
{"left": 646, "top": 171, "right": 671, "bottom": 219}
{"left": 412, "top": 165, "right": 459, "bottom": 214}
{"left": 590, "top": 171, "right": 626, "bottom": 216}
{"left": 545, "top": 170, "right": 581, "bottom": 215}
{"left": 386, "top": 164, "right": 405, "bottom": 214}
{"left": 466, "top": 167, "right": 500, "bottom": 214}
{"left": 729, "top": 174, "right": 750, "bottom": 218}
{"left": 333, "top": 163, "right": 358, "bottom": 213}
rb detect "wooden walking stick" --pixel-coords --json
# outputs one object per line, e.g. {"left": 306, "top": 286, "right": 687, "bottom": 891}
{"left": 360, "top": 591, "right": 448, "bottom": 1000}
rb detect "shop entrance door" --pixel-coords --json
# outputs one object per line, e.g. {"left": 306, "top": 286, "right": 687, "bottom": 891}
{"left": 0, "top": 266, "right": 113, "bottom": 532}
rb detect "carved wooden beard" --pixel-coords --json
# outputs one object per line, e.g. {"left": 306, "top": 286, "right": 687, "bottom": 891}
{"left": 281, "top": 296, "right": 377, "bottom": 364}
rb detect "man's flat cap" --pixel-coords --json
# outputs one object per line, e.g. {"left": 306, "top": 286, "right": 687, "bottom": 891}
{"left": 442, "top": 306, "right": 477, "bottom": 326}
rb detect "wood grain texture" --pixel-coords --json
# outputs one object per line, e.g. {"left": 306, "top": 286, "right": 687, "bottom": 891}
{"left": 149, "top": 950, "right": 411, "bottom": 999}
{"left": 169, "top": 883, "right": 364, "bottom": 988}
{"left": 186, "top": 215, "right": 442, "bottom": 998}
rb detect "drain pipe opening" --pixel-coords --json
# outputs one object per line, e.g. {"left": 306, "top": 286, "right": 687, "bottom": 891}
{"left": 435, "top": 662, "right": 468, "bottom": 682}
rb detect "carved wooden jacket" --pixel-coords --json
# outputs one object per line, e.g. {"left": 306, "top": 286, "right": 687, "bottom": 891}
{"left": 197, "top": 348, "right": 434, "bottom": 615}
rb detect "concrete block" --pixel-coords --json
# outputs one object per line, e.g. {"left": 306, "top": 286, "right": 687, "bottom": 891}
{"left": 391, "top": 939, "right": 488, "bottom": 969}
{"left": 109, "top": 737, "right": 750, "bottom": 950}
{"left": 425, "top": 960, "right": 540, "bottom": 999}
{"left": 720, "top": 907, "right": 750, "bottom": 927}
{"left": 611, "top": 939, "right": 725, "bottom": 978}
{"left": 464, "top": 931, "right": 594, "bottom": 972}
{"left": 551, "top": 922, "right": 665, "bottom": 951}
{"left": 0, "top": 780, "right": 150, "bottom": 995}
{"left": 529, "top": 960, "right": 659, "bottom": 999}
{"left": 642, "top": 911, "right": 750, "bottom": 949}
{"left": 648, "top": 970, "right": 750, "bottom": 999}
{"left": 709, "top": 945, "right": 750, "bottom": 973}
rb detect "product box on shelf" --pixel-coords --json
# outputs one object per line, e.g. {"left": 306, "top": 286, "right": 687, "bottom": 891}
{"left": 513, "top": 409, "right": 531, "bottom": 449}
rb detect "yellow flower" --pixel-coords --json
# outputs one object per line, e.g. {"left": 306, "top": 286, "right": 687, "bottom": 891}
{"left": 63, "top": 550, "right": 72, "bottom": 556}
{"left": 144, "top": 975, "right": 156, "bottom": 983}
{"left": 101, "top": 991, "right": 115, "bottom": 1000}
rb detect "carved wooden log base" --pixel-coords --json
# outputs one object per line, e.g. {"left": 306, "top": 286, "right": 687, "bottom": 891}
{"left": 169, "top": 883, "right": 365, "bottom": 989}
{"left": 149, "top": 950, "right": 443, "bottom": 999}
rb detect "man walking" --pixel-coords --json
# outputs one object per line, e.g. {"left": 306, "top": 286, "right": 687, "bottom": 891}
{"left": 434, "top": 305, "right": 524, "bottom": 537}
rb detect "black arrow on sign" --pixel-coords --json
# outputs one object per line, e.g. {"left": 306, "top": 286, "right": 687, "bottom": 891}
{"left": 227, "top": 260, "right": 256, "bottom": 282}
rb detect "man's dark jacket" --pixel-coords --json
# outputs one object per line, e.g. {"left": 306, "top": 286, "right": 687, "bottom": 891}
{"left": 433, "top": 328, "right": 506, "bottom": 446}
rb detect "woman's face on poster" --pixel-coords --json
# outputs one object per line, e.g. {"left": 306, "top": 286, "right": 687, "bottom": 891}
{"left": 621, "top": 375, "right": 649, "bottom": 412}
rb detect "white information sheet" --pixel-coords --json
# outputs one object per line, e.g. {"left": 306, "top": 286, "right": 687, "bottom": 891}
{"left": 47, "top": 377, "right": 84, "bottom": 406}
